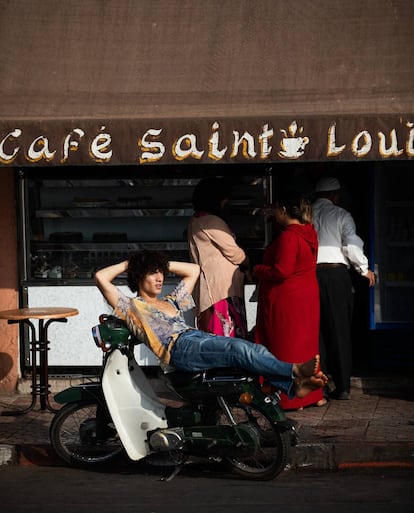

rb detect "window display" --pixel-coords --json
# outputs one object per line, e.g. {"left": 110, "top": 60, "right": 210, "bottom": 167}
{"left": 20, "top": 170, "right": 271, "bottom": 283}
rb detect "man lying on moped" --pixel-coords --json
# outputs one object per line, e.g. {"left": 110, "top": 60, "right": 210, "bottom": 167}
{"left": 94, "top": 250, "right": 328, "bottom": 399}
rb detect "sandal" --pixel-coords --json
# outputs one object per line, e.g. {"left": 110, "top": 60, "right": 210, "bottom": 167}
{"left": 316, "top": 398, "right": 328, "bottom": 407}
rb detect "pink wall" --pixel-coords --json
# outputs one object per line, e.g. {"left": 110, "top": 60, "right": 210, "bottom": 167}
{"left": 0, "top": 169, "right": 19, "bottom": 392}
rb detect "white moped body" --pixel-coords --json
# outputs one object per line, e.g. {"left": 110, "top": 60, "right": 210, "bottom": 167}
{"left": 101, "top": 349, "right": 168, "bottom": 460}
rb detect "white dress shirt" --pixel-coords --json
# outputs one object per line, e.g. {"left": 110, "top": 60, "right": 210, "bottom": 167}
{"left": 312, "top": 198, "right": 369, "bottom": 276}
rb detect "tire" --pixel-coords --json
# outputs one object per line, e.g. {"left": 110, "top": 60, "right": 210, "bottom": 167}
{"left": 50, "top": 401, "right": 124, "bottom": 467}
{"left": 214, "top": 402, "right": 290, "bottom": 481}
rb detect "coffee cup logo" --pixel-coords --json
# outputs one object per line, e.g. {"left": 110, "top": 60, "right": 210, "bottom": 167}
{"left": 278, "top": 121, "right": 309, "bottom": 159}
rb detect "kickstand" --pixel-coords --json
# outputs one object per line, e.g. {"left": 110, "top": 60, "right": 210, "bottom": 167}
{"left": 160, "top": 465, "right": 183, "bottom": 482}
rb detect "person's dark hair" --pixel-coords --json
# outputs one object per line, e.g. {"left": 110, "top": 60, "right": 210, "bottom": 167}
{"left": 127, "top": 250, "right": 169, "bottom": 293}
{"left": 192, "top": 177, "right": 232, "bottom": 216}
{"left": 273, "top": 190, "right": 312, "bottom": 224}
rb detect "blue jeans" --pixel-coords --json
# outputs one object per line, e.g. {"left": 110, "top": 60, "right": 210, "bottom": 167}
{"left": 171, "top": 330, "right": 295, "bottom": 397}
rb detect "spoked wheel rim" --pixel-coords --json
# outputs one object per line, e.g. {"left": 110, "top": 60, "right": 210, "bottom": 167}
{"left": 50, "top": 401, "right": 124, "bottom": 466}
{"left": 215, "top": 403, "right": 290, "bottom": 480}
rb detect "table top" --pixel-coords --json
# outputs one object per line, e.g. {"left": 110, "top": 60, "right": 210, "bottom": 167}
{"left": 0, "top": 307, "right": 79, "bottom": 321}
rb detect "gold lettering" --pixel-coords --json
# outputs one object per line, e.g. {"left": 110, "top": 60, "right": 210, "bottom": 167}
{"left": 406, "top": 122, "right": 414, "bottom": 157}
{"left": 139, "top": 129, "right": 165, "bottom": 163}
{"left": 327, "top": 123, "right": 346, "bottom": 156}
{"left": 89, "top": 127, "right": 112, "bottom": 163}
{"left": 208, "top": 122, "right": 227, "bottom": 161}
{"left": 0, "top": 129, "right": 21, "bottom": 164}
{"left": 351, "top": 131, "right": 372, "bottom": 157}
{"left": 231, "top": 131, "right": 257, "bottom": 158}
{"left": 259, "top": 124, "right": 274, "bottom": 159}
{"left": 26, "top": 136, "right": 56, "bottom": 163}
{"left": 173, "top": 134, "right": 204, "bottom": 161}
{"left": 62, "top": 129, "right": 85, "bottom": 163}
{"left": 378, "top": 129, "right": 404, "bottom": 157}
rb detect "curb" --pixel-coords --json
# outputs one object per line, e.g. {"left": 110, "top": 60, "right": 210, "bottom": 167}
{"left": 292, "top": 441, "right": 414, "bottom": 471}
{"left": 0, "top": 444, "right": 18, "bottom": 466}
{"left": 2, "top": 441, "right": 414, "bottom": 471}
{"left": 0, "top": 443, "right": 63, "bottom": 467}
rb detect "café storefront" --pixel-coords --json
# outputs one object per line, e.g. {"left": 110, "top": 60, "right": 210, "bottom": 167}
{"left": 0, "top": 0, "right": 413, "bottom": 391}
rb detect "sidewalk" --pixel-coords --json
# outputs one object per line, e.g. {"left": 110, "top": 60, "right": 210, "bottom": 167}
{"left": 1, "top": 373, "right": 414, "bottom": 470}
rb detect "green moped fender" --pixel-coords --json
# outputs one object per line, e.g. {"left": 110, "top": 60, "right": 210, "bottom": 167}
{"left": 54, "top": 382, "right": 103, "bottom": 405}
{"left": 242, "top": 383, "right": 287, "bottom": 423}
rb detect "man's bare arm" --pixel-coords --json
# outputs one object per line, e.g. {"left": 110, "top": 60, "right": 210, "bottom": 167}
{"left": 95, "top": 261, "right": 128, "bottom": 309}
{"left": 168, "top": 261, "right": 200, "bottom": 294}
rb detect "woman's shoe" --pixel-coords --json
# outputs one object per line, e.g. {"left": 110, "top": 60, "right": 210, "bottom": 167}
{"left": 316, "top": 398, "right": 328, "bottom": 407}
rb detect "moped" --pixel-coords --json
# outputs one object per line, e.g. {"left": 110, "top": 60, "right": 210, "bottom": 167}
{"left": 50, "top": 314, "right": 297, "bottom": 481}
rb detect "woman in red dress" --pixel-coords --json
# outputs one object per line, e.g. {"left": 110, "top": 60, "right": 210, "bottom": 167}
{"left": 254, "top": 191, "right": 326, "bottom": 410}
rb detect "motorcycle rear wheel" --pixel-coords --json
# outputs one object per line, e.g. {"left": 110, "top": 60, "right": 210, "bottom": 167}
{"left": 214, "top": 402, "right": 290, "bottom": 480}
{"left": 50, "top": 401, "right": 124, "bottom": 466}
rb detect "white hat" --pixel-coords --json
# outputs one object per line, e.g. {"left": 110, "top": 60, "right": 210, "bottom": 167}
{"left": 315, "top": 176, "right": 341, "bottom": 192}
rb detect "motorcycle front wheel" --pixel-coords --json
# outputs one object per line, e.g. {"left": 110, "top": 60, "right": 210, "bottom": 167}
{"left": 214, "top": 402, "right": 290, "bottom": 481}
{"left": 50, "top": 401, "right": 124, "bottom": 467}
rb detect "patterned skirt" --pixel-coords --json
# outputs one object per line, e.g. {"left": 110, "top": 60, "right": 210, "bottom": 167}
{"left": 197, "top": 296, "right": 248, "bottom": 339}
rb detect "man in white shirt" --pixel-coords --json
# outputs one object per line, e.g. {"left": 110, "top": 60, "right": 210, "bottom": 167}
{"left": 312, "top": 177, "right": 376, "bottom": 400}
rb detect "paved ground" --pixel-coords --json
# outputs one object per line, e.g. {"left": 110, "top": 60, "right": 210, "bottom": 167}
{"left": 1, "top": 373, "right": 414, "bottom": 470}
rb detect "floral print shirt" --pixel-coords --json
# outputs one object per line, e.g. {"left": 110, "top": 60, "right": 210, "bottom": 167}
{"left": 115, "top": 280, "right": 195, "bottom": 362}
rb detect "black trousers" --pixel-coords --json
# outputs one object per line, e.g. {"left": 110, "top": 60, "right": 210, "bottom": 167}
{"left": 317, "top": 266, "right": 353, "bottom": 394}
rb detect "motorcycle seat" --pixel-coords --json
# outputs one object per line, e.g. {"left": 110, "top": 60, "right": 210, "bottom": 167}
{"left": 165, "top": 367, "right": 253, "bottom": 388}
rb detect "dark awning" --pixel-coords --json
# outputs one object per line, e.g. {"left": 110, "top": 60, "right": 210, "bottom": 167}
{"left": 1, "top": 0, "right": 413, "bottom": 166}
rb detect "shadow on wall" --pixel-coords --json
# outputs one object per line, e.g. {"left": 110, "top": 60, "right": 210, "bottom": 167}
{"left": 0, "top": 352, "right": 13, "bottom": 380}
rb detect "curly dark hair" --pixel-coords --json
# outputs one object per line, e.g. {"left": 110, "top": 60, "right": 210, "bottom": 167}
{"left": 127, "top": 250, "right": 169, "bottom": 293}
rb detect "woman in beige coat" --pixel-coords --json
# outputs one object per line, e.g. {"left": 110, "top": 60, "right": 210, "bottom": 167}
{"left": 187, "top": 177, "right": 251, "bottom": 338}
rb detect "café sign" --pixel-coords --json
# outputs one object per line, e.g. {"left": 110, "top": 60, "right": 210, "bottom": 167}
{"left": 0, "top": 116, "right": 413, "bottom": 166}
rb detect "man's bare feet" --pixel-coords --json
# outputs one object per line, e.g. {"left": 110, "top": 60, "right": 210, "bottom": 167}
{"left": 293, "top": 355, "right": 320, "bottom": 378}
{"left": 294, "top": 371, "right": 328, "bottom": 398}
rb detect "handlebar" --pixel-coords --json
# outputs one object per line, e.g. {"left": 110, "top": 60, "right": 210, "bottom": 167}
{"left": 93, "top": 314, "right": 141, "bottom": 352}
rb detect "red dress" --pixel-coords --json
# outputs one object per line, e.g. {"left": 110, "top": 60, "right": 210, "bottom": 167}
{"left": 254, "top": 224, "right": 322, "bottom": 410}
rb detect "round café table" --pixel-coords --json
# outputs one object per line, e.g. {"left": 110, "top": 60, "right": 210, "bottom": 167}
{"left": 0, "top": 307, "right": 79, "bottom": 415}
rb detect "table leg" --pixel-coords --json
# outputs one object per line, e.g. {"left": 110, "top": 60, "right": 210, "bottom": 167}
{"left": 39, "top": 318, "right": 67, "bottom": 412}
{"left": 38, "top": 319, "right": 48, "bottom": 410}
{"left": 1, "top": 317, "right": 67, "bottom": 416}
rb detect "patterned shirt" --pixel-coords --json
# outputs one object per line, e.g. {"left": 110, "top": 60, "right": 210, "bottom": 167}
{"left": 114, "top": 280, "right": 195, "bottom": 364}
